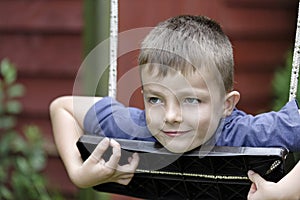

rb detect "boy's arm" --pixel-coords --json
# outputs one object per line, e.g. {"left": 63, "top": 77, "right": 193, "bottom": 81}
{"left": 248, "top": 161, "right": 300, "bottom": 200}
{"left": 49, "top": 96, "right": 139, "bottom": 188}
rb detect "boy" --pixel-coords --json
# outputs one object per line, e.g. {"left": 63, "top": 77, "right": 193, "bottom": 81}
{"left": 50, "top": 15, "right": 300, "bottom": 188}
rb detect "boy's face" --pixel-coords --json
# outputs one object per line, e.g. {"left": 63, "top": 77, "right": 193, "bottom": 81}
{"left": 141, "top": 67, "right": 226, "bottom": 153}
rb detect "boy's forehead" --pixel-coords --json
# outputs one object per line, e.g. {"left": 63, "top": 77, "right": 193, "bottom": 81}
{"left": 141, "top": 66, "right": 215, "bottom": 89}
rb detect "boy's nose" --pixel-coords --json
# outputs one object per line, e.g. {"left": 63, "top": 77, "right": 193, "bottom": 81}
{"left": 164, "top": 103, "right": 183, "bottom": 124}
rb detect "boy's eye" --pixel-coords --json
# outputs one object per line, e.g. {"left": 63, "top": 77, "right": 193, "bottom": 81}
{"left": 148, "top": 97, "right": 163, "bottom": 104}
{"left": 184, "top": 98, "right": 201, "bottom": 104}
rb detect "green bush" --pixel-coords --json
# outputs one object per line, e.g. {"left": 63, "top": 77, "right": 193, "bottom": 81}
{"left": 0, "top": 59, "right": 63, "bottom": 200}
{"left": 272, "top": 51, "right": 300, "bottom": 110}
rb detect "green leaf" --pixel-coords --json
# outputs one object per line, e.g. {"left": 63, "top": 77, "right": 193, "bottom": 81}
{"left": 12, "top": 171, "right": 31, "bottom": 196}
{"left": 0, "top": 116, "right": 16, "bottom": 130}
{"left": 12, "top": 136, "right": 26, "bottom": 153}
{"left": 24, "top": 125, "right": 42, "bottom": 143}
{"left": 29, "top": 149, "right": 46, "bottom": 170}
{"left": 0, "top": 59, "right": 17, "bottom": 85}
{"left": 0, "top": 164, "right": 8, "bottom": 180}
{"left": 5, "top": 100, "right": 22, "bottom": 114}
{"left": 0, "top": 102, "right": 4, "bottom": 115}
{"left": 0, "top": 187, "right": 13, "bottom": 200}
{"left": 0, "top": 131, "right": 16, "bottom": 155}
{"left": 16, "top": 157, "right": 31, "bottom": 174}
{"left": 7, "top": 83, "right": 25, "bottom": 98}
{"left": 0, "top": 81, "right": 4, "bottom": 100}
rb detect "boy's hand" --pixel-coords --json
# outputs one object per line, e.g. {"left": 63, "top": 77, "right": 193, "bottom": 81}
{"left": 247, "top": 170, "right": 281, "bottom": 200}
{"left": 71, "top": 137, "right": 139, "bottom": 188}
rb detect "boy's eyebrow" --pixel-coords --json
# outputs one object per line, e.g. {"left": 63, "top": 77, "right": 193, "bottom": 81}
{"left": 143, "top": 86, "right": 210, "bottom": 97}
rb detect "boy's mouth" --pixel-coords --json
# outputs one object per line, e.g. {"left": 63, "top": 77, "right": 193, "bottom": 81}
{"left": 162, "top": 130, "right": 190, "bottom": 137}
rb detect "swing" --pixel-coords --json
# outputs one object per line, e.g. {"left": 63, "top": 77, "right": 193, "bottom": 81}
{"left": 77, "top": 1, "right": 300, "bottom": 199}
{"left": 77, "top": 135, "right": 287, "bottom": 200}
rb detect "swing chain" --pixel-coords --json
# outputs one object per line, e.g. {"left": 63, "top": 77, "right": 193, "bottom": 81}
{"left": 108, "top": 0, "right": 118, "bottom": 98}
{"left": 289, "top": 0, "right": 300, "bottom": 101}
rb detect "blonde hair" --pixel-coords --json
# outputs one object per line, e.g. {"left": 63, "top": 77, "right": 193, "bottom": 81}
{"left": 139, "top": 15, "right": 234, "bottom": 92}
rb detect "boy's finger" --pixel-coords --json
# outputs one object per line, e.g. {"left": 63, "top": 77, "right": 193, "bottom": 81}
{"left": 248, "top": 170, "right": 265, "bottom": 187}
{"left": 88, "top": 137, "right": 110, "bottom": 163}
{"left": 118, "top": 153, "right": 140, "bottom": 173}
{"left": 129, "top": 153, "right": 139, "bottom": 168}
{"left": 117, "top": 178, "right": 133, "bottom": 185}
{"left": 105, "top": 139, "right": 121, "bottom": 170}
{"left": 247, "top": 182, "right": 257, "bottom": 199}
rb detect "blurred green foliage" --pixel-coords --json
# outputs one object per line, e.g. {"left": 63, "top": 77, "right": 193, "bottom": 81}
{"left": 0, "top": 59, "right": 63, "bottom": 200}
{"left": 272, "top": 51, "right": 300, "bottom": 110}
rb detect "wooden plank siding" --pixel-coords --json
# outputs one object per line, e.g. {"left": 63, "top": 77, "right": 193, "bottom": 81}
{"left": 0, "top": 0, "right": 297, "bottom": 199}
{"left": 0, "top": 0, "right": 83, "bottom": 199}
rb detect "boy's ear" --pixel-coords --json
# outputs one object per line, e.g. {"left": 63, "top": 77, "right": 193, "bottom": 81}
{"left": 223, "top": 91, "right": 240, "bottom": 117}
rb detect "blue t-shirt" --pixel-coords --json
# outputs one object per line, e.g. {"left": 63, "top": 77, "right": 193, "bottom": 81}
{"left": 84, "top": 97, "right": 300, "bottom": 152}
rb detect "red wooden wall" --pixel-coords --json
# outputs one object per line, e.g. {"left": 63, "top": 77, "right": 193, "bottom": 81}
{"left": 0, "top": 0, "right": 297, "bottom": 199}
{"left": 0, "top": 0, "right": 83, "bottom": 199}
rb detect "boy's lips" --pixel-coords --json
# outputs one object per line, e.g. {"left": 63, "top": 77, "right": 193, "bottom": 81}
{"left": 162, "top": 130, "right": 190, "bottom": 137}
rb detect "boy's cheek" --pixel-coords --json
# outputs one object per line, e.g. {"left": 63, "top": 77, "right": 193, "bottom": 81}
{"left": 146, "top": 117, "right": 163, "bottom": 134}
{"left": 145, "top": 107, "right": 165, "bottom": 125}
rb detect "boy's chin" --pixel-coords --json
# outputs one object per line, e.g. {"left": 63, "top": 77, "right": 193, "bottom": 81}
{"left": 161, "top": 140, "right": 204, "bottom": 154}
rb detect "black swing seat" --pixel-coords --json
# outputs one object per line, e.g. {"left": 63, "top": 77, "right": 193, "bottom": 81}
{"left": 77, "top": 135, "right": 288, "bottom": 200}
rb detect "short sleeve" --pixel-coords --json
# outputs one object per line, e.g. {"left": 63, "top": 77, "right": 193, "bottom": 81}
{"left": 218, "top": 99, "right": 300, "bottom": 152}
{"left": 83, "top": 97, "right": 155, "bottom": 141}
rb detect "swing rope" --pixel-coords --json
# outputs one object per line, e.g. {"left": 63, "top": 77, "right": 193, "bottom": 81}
{"left": 289, "top": 0, "right": 300, "bottom": 101}
{"left": 108, "top": 0, "right": 118, "bottom": 98}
